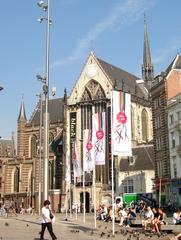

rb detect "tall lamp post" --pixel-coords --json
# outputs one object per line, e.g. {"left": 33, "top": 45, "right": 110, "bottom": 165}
{"left": 37, "top": 0, "right": 51, "bottom": 201}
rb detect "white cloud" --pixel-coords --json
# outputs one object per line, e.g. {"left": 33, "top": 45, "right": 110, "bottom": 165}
{"left": 51, "top": 0, "right": 155, "bottom": 68}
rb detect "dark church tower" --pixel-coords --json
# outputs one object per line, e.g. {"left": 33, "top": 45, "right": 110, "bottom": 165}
{"left": 142, "top": 15, "right": 153, "bottom": 90}
{"left": 17, "top": 98, "right": 27, "bottom": 159}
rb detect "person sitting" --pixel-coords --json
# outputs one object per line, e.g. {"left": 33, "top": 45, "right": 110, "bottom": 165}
{"left": 142, "top": 206, "right": 154, "bottom": 230}
{"left": 119, "top": 208, "right": 131, "bottom": 227}
{"left": 152, "top": 208, "right": 166, "bottom": 233}
{"left": 173, "top": 209, "right": 181, "bottom": 225}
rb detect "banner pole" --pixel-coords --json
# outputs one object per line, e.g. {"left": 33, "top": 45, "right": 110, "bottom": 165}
{"left": 93, "top": 151, "right": 97, "bottom": 228}
{"left": 65, "top": 184, "right": 68, "bottom": 219}
{"left": 111, "top": 90, "right": 115, "bottom": 236}
{"left": 74, "top": 176, "right": 78, "bottom": 220}
{"left": 83, "top": 173, "right": 85, "bottom": 223}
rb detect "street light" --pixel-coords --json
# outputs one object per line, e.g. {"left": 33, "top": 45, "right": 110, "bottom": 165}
{"left": 37, "top": 0, "right": 51, "bottom": 201}
{"left": 36, "top": 92, "right": 43, "bottom": 215}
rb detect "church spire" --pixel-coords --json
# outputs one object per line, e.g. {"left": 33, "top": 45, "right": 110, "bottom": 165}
{"left": 18, "top": 96, "right": 27, "bottom": 121}
{"left": 142, "top": 14, "right": 153, "bottom": 89}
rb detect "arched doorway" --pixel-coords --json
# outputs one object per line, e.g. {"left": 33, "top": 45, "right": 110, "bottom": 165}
{"left": 80, "top": 192, "right": 90, "bottom": 213}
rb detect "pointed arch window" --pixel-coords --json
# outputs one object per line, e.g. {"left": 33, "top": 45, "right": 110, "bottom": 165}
{"left": 49, "top": 132, "right": 54, "bottom": 144}
{"left": 30, "top": 135, "right": 37, "bottom": 158}
{"left": 141, "top": 109, "right": 148, "bottom": 142}
{"left": 14, "top": 167, "right": 19, "bottom": 192}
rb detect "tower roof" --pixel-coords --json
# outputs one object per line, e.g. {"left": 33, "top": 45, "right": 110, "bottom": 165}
{"left": 18, "top": 99, "right": 27, "bottom": 121}
{"left": 143, "top": 15, "right": 152, "bottom": 68}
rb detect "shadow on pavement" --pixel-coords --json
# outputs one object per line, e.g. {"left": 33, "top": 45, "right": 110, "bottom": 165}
{"left": 14, "top": 218, "right": 40, "bottom": 226}
{"left": 67, "top": 225, "right": 96, "bottom": 233}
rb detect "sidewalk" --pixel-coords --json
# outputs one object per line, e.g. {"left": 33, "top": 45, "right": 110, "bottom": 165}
{"left": 0, "top": 213, "right": 180, "bottom": 240}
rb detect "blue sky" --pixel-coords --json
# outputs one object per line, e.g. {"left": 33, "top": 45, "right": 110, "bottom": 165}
{"left": 0, "top": 0, "right": 181, "bottom": 139}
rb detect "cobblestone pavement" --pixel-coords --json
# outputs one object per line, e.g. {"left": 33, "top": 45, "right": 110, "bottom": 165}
{"left": 0, "top": 213, "right": 180, "bottom": 240}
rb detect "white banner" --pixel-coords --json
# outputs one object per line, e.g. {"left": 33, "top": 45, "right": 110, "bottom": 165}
{"left": 112, "top": 90, "right": 132, "bottom": 156}
{"left": 73, "top": 141, "right": 82, "bottom": 177}
{"left": 83, "top": 129, "right": 93, "bottom": 172}
{"left": 92, "top": 112, "right": 106, "bottom": 165}
{"left": 65, "top": 149, "right": 71, "bottom": 182}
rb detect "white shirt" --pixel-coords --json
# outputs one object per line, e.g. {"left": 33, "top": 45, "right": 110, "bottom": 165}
{"left": 41, "top": 206, "right": 51, "bottom": 223}
{"left": 146, "top": 209, "right": 154, "bottom": 220}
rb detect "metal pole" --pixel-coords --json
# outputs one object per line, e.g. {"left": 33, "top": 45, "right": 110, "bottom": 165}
{"left": 111, "top": 91, "right": 115, "bottom": 235}
{"left": 83, "top": 171, "right": 86, "bottom": 223}
{"left": 38, "top": 94, "right": 43, "bottom": 215}
{"left": 93, "top": 151, "right": 97, "bottom": 228}
{"left": 74, "top": 176, "right": 78, "bottom": 220}
{"left": 43, "top": 0, "right": 50, "bottom": 201}
{"left": 69, "top": 183, "right": 72, "bottom": 218}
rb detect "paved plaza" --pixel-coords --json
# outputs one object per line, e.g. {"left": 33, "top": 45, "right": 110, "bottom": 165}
{"left": 0, "top": 213, "right": 180, "bottom": 240}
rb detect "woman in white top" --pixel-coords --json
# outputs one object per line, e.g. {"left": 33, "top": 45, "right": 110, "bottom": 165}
{"left": 40, "top": 200, "right": 57, "bottom": 240}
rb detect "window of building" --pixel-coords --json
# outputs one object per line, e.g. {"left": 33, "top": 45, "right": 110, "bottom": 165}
{"left": 49, "top": 132, "right": 54, "bottom": 144}
{"left": 14, "top": 167, "right": 19, "bottom": 192}
{"left": 30, "top": 135, "right": 37, "bottom": 158}
{"left": 158, "top": 96, "right": 162, "bottom": 106}
{"left": 141, "top": 109, "right": 148, "bottom": 142}
{"left": 170, "top": 114, "right": 174, "bottom": 125}
{"left": 154, "top": 99, "right": 159, "bottom": 109}
{"left": 131, "top": 107, "right": 135, "bottom": 139}
{"left": 156, "top": 137, "right": 162, "bottom": 150}
{"left": 172, "top": 156, "right": 177, "bottom": 178}
{"left": 155, "top": 116, "right": 161, "bottom": 129}
{"left": 171, "top": 132, "right": 175, "bottom": 148}
{"left": 123, "top": 179, "right": 134, "bottom": 193}
{"left": 177, "top": 111, "right": 181, "bottom": 121}
{"left": 179, "top": 131, "right": 181, "bottom": 145}
{"left": 157, "top": 161, "right": 163, "bottom": 177}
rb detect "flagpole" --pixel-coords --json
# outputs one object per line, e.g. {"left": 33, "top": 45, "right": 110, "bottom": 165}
{"left": 74, "top": 176, "right": 78, "bottom": 220}
{"left": 69, "top": 182, "right": 72, "bottom": 218}
{"left": 83, "top": 169, "right": 86, "bottom": 223}
{"left": 111, "top": 90, "right": 115, "bottom": 235}
{"left": 65, "top": 184, "right": 68, "bottom": 219}
{"left": 93, "top": 159, "right": 97, "bottom": 228}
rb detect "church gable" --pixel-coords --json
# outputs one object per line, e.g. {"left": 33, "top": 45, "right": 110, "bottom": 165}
{"left": 68, "top": 52, "right": 113, "bottom": 105}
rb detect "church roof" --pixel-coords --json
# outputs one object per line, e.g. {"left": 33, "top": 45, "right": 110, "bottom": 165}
{"left": 119, "top": 144, "right": 154, "bottom": 172}
{"left": 165, "top": 54, "right": 181, "bottom": 74}
{"left": 18, "top": 99, "right": 27, "bottom": 121}
{"left": 143, "top": 16, "right": 152, "bottom": 68}
{"left": 97, "top": 58, "right": 148, "bottom": 99}
{"left": 29, "top": 97, "right": 64, "bottom": 126}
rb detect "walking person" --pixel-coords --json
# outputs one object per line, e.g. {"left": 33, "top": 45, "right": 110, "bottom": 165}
{"left": 40, "top": 200, "right": 57, "bottom": 240}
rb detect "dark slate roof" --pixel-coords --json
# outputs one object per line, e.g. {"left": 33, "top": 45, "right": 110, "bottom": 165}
{"left": 143, "top": 16, "right": 152, "bottom": 68}
{"left": 97, "top": 58, "right": 148, "bottom": 99}
{"left": 165, "top": 54, "right": 181, "bottom": 74}
{"left": 29, "top": 98, "right": 64, "bottom": 126}
{"left": 18, "top": 100, "right": 27, "bottom": 121}
{"left": 0, "top": 139, "right": 14, "bottom": 158}
{"left": 120, "top": 144, "right": 154, "bottom": 172}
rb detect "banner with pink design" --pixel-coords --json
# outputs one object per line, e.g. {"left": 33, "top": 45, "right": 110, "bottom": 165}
{"left": 92, "top": 112, "right": 106, "bottom": 165}
{"left": 65, "top": 149, "right": 71, "bottom": 182}
{"left": 112, "top": 90, "right": 132, "bottom": 156}
{"left": 83, "top": 129, "right": 93, "bottom": 172}
{"left": 73, "top": 141, "right": 82, "bottom": 177}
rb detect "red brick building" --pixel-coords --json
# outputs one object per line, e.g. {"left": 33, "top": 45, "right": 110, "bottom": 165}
{"left": 2, "top": 96, "right": 66, "bottom": 212}
{"left": 150, "top": 54, "right": 181, "bottom": 204}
